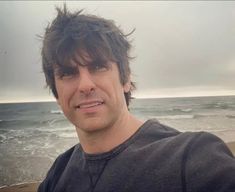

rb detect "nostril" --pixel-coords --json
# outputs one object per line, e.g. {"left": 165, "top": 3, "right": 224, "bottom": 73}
{"left": 80, "top": 87, "right": 95, "bottom": 96}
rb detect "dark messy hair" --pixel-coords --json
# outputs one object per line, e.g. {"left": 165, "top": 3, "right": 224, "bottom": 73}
{"left": 41, "top": 4, "right": 135, "bottom": 106}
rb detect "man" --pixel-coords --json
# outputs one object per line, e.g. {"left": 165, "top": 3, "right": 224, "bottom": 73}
{"left": 38, "top": 5, "right": 235, "bottom": 192}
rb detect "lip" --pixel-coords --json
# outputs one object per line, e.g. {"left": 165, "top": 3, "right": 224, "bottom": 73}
{"left": 75, "top": 100, "right": 104, "bottom": 112}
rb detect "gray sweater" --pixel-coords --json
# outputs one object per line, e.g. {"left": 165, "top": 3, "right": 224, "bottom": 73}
{"left": 38, "top": 119, "right": 235, "bottom": 192}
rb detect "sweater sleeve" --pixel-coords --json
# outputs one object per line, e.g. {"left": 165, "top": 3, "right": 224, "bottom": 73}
{"left": 182, "top": 132, "right": 235, "bottom": 192}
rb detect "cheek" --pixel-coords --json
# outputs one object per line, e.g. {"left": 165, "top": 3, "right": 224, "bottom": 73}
{"left": 105, "top": 80, "right": 126, "bottom": 104}
{"left": 55, "top": 81, "right": 74, "bottom": 107}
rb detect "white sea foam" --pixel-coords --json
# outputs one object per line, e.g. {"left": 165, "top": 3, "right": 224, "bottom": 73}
{"left": 50, "top": 110, "right": 63, "bottom": 114}
{"left": 0, "top": 134, "right": 7, "bottom": 142}
{"left": 48, "top": 119, "right": 58, "bottom": 127}
{"left": 38, "top": 126, "right": 74, "bottom": 132}
{"left": 169, "top": 108, "right": 193, "bottom": 113}
{"left": 181, "top": 108, "right": 193, "bottom": 112}
{"left": 58, "top": 132, "right": 77, "bottom": 138}
{"left": 153, "top": 115, "right": 195, "bottom": 120}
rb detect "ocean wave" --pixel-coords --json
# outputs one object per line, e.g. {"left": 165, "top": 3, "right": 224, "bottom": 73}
{"left": 153, "top": 115, "right": 195, "bottom": 120}
{"left": 226, "top": 115, "right": 235, "bottom": 119}
{"left": 0, "top": 119, "right": 49, "bottom": 129}
{"left": 23, "top": 142, "right": 54, "bottom": 150}
{"left": 168, "top": 108, "right": 193, "bottom": 113}
{"left": 58, "top": 132, "right": 77, "bottom": 138}
{"left": 0, "top": 119, "right": 31, "bottom": 128}
{"left": 0, "top": 134, "right": 7, "bottom": 142}
{"left": 0, "top": 119, "right": 13, "bottom": 123}
{"left": 39, "top": 126, "right": 74, "bottom": 132}
{"left": 50, "top": 110, "right": 63, "bottom": 114}
{"left": 181, "top": 108, "right": 193, "bottom": 112}
{"left": 202, "top": 102, "right": 234, "bottom": 110}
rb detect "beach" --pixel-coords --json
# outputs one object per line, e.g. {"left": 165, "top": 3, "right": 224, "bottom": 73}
{"left": 0, "top": 182, "right": 39, "bottom": 192}
{"left": 1, "top": 96, "right": 235, "bottom": 190}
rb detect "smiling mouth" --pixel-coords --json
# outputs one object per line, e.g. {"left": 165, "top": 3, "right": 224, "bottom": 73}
{"left": 77, "top": 101, "right": 104, "bottom": 109}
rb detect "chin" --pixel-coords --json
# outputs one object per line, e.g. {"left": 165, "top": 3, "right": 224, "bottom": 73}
{"left": 75, "top": 118, "right": 110, "bottom": 133}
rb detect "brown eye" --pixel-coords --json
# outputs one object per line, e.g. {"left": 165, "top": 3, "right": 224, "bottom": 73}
{"left": 59, "top": 72, "right": 74, "bottom": 79}
{"left": 94, "top": 64, "right": 107, "bottom": 71}
{"left": 55, "top": 67, "right": 77, "bottom": 79}
{"left": 89, "top": 60, "right": 109, "bottom": 73}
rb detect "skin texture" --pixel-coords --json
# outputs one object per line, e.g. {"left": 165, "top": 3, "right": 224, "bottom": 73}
{"left": 54, "top": 51, "right": 142, "bottom": 154}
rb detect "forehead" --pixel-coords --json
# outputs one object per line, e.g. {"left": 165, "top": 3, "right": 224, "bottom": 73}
{"left": 70, "top": 50, "right": 92, "bottom": 67}
{"left": 55, "top": 48, "right": 111, "bottom": 69}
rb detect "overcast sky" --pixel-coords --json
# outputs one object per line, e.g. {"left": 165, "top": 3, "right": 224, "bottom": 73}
{"left": 0, "top": 1, "right": 235, "bottom": 103}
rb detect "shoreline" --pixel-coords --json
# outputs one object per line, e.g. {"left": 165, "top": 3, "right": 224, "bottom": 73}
{"left": 0, "top": 182, "right": 40, "bottom": 192}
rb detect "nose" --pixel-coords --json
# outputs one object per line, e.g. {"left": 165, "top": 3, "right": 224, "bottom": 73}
{"left": 77, "top": 68, "right": 96, "bottom": 95}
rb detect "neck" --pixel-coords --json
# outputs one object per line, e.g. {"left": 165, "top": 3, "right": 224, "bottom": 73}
{"left": 77, "top": 112, "right": 143, "bottom": 154}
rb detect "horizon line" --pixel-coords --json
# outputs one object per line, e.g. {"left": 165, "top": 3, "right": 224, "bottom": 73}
{"left": 134, "top": 94, "right": 235, "bottom": 99}
{"left": 1, "top": 94, "right": 235, "bottom": 104}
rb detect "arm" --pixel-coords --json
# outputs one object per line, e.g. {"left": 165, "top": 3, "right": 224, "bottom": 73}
{"left": 183, "top": 132, "right": 235, "bottom": 192}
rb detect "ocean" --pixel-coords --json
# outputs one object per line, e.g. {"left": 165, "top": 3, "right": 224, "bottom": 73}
{"left": 0, "top": 95, "right": 235, "bottom": 187}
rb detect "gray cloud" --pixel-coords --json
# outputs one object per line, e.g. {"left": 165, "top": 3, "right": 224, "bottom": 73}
{"left": 0, "top": 1, "right": 235, "bottom": 102}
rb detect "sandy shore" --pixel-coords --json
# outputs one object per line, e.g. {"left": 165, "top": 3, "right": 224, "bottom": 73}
{"left": 0, "top": 142, "right": 234, "bottom": 192}
{"left": 0, "top": 182, "right": 39, "bottom": 192}
{"left": 227, "top": 141, "right": 235, "bottom": 155}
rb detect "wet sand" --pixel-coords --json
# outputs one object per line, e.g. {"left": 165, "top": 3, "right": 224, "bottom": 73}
{"left": 0, "top": 182, "right": 39, "bottom": 192}
{"left": 227, "top": 141, "right": 235, "bottom": 155}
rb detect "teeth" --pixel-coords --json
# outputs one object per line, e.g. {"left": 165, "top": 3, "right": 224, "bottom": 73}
{"left": 79, "top": 102, "right": 102, "bottom": 109}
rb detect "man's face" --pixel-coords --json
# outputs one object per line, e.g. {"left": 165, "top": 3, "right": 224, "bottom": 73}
{"left": 54, "top": 52, "right": 130, "bottom": 134}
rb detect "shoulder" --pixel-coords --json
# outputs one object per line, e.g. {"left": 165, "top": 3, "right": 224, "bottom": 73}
{"left": 179, "top": 131, "right": 234, "bottom": 161}
{"left": 138, "top": 119, "right": 204, "bottom": 148}
{"left": 143, "top": 119, "right": 233, "bottom": 155}
{"left": 143, "top": 121, "right": 235, "bottom": 190}
{"left": 37, "top": 144, "right": 81, "bottom": 192}
{"left": 140, "top": 119, "right": 181, "bottom": 139}
{"left": 151, "top": 124, "right": 235, "bottom": 167}
{"left": 179, "top": 131, "right": 235, "bottom": 191}
{"left": 138, "top": 119, "right": 234, "bottom": 170}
